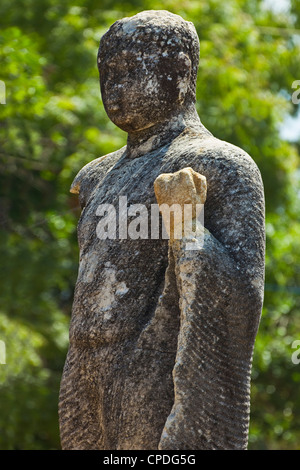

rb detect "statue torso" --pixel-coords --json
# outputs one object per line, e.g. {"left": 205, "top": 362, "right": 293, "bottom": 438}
{"left": 69, "top": 130, "right": 265, "bottom": 350}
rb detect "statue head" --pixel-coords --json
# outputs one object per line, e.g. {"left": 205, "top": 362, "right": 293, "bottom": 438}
{"left": 97, "top": 10, "right": 200, "bottom": 133}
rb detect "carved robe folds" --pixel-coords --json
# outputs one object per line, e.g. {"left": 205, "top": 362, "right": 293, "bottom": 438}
{"left": 59, "top": 130, "right": 265, "bottom": 450}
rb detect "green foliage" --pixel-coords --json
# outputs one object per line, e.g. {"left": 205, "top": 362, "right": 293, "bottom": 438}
{"left": 0, "top": 0, "right": 299, "bottom": 449}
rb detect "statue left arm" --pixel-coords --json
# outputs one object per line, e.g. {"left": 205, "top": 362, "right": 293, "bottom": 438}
{"left": 155, "top": 163, "right": 265, "bottom": 450}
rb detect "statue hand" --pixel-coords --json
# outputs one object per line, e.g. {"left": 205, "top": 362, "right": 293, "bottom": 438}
{"left": 154, "top": 167, "right": 206, "bottom": 240}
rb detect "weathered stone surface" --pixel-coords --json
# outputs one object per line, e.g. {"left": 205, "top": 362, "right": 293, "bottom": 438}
{"left": 59, "top": 10, "right": 265, "bottom": 450}
{"left": 154, "top": 167, "right": 206, "bottom": 239}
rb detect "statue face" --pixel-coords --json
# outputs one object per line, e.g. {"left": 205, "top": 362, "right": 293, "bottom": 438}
{"left": 99, "top": 45, "right": 191, "bottom": 133}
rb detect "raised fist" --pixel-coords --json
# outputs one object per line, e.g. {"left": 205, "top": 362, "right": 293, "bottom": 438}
{"left": 154, "top": 167, "right": 207, "bottom": 240}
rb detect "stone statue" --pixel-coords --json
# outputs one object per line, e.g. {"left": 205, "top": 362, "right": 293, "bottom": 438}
{"left": 59, "top": 10, "right": 265, "bottom": 450}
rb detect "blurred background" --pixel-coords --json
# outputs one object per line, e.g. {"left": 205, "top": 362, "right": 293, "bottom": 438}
{"left": 0, "top": 0, "right": 300, "bottom": 450}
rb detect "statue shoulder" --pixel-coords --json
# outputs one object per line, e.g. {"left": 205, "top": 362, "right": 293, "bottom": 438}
{"left": 212, "top": 137, "right": 261, "bottom": 179}
{"left": 70, "top": 155, "right": 106, "bottom": 195}
{"left": 70, "top": 147, "right": 126, "bottom": 195}
{"left": 188, "top": 135, "right": 264, "bottom": 191}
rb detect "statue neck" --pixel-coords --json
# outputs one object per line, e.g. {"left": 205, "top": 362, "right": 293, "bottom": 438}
{"left": 125, "top": 104, "right": 205, "bottom": 159}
